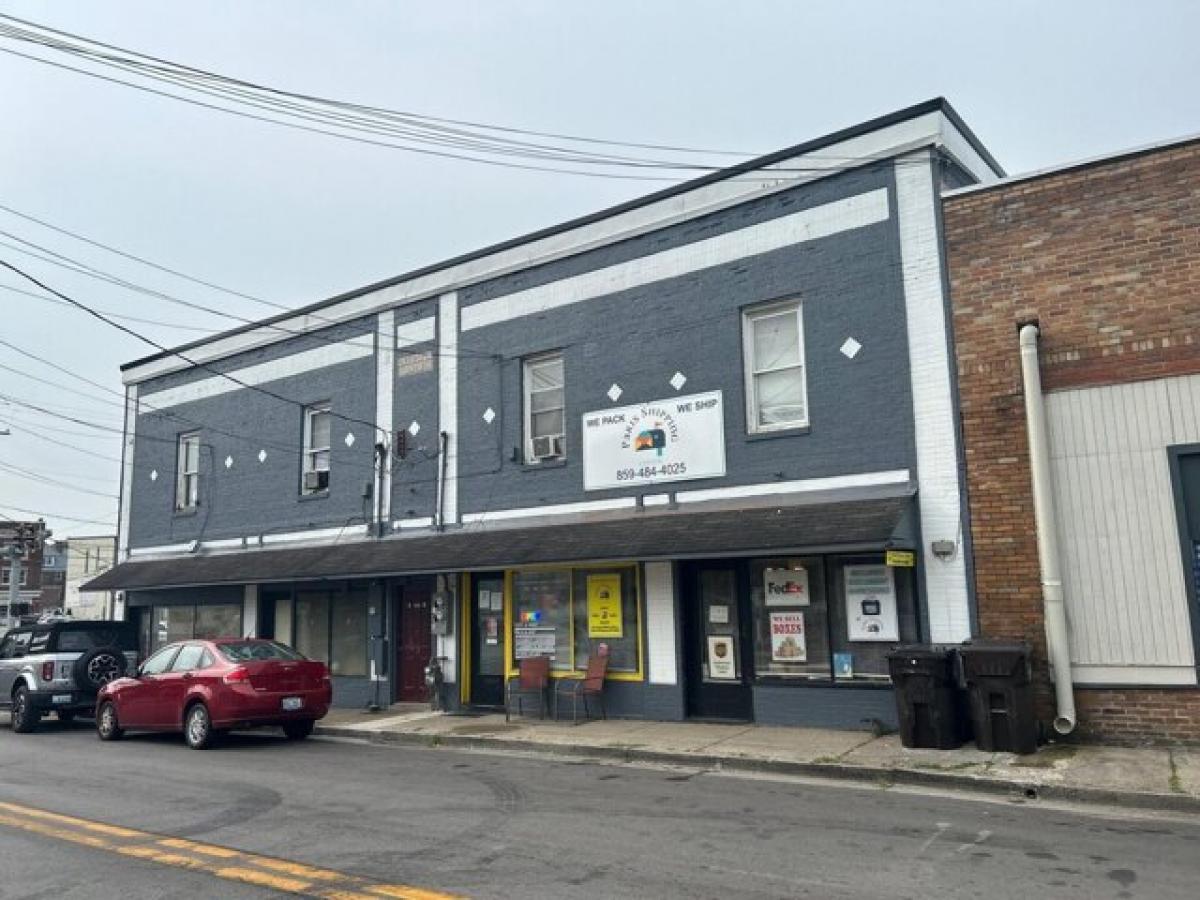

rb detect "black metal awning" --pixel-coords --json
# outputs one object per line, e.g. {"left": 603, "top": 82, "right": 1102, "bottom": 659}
{"left": 85, "top": 495, "right": 915, "bottom": 593}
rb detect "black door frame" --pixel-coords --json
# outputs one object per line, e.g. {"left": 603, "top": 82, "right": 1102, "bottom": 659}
{"left": 468, "top": 571, "right": 506, "bottom": 708}
{"left": 681, "top": 559, "right": 755, "bottom": 721}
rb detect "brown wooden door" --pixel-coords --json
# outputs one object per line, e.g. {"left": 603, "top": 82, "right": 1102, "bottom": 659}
{"left": 395, "top": 587, "right": 432, "bottom": 702}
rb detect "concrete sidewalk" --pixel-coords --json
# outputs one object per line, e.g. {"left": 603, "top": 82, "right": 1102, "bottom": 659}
{"left": 316, "top": 706, "right": 1200, "bottom": 813}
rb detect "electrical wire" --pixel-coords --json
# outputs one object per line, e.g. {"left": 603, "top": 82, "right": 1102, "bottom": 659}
{"left": 0, "top": 503, "right": 115, "bottom": 527}
{"left": 0, "top": 459, "right": 119, "bottom": 499}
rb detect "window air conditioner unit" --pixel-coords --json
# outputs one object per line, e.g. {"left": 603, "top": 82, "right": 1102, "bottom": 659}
{"left": 531, "top": 434, "right": 564, "bottom": 460}
{"left": 303, "top": 470, "right": 328, "bottom": 491}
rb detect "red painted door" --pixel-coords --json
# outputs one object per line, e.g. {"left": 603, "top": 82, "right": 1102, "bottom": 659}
{"left": 395, "top": 588, "right": 432, "bottom": 702}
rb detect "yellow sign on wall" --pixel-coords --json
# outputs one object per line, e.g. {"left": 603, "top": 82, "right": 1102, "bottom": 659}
{"left": 587, "top": 574, "right": 624, "bottom": 638}
{"left": 886, "top": 549, "right": 915, "bottom": 568}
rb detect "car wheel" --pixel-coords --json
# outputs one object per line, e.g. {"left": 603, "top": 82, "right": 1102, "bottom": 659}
{"left": 184, "top": 703, "right": 215, "bottom": 750}
{"left": 72, "top": 647, "right": 127, "bottom": 692}
{"left": 96, "top": 702, "right": 124, "bottom": 741}
{"left": 57, "top": 710, "right": 77, "bottom": 725}
{"left": 10, "top": 687, "right": 39, "bottom": 734}
{"left": 282, "top": 719, "right": 315, "bottom": 741}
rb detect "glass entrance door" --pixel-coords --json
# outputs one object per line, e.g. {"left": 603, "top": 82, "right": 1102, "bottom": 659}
{"left": 470, "top": 574, "right": 505, "bottom": 707}
{"left": 683, "top": 562, "right": 753, "bottom": 721}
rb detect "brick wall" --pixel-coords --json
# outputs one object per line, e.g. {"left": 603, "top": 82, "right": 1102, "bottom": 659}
{"left": 943, "top": 140, "right": 1200, "bottom": 743}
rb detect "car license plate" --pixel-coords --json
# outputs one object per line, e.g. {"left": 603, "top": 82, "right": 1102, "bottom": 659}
{"left": 281, "top": 697, "right": 303, "bottom": 711}
{"left": 51, "top": 694, "right": 72, "bottom": 704}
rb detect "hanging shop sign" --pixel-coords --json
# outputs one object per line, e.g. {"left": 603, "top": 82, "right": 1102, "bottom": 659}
{"left": 707, "top": 635, "right": 738, "bottom": 680}
{"left": 885, "top": 549, "right": 915, "bottom": 568}
{"left": 514, "top": 625, "right": 557, "bottom": 659}
{"left": 764, "top": 567, "right": 810, "bottom": 607}
{"left": 581, "top": 391, "right": 726, "bottom": 491}
{"left": 769, "top": 611, "right": 807, "bottom": 662}
{"left": 586, "top": 574, "right": 624, "bottom": 638}
{"left": 845, "top": 564, "right": 899, "bottom": 642}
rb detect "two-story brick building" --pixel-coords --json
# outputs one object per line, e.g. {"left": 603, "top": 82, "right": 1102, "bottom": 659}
{"left": 87, "top": 99, "right": 1003, "bottom": 727}
{"left": 944, "top": 135, "right": 1200, "bottom": 743}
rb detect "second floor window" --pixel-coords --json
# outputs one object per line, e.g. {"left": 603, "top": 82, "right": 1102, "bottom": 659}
{"left": 743, "top": 301, "right": 809, "bottom": 432}
{"left": 176, "top": 432, "right": 200, "bottom": 510}
{"left": 302, "top": 403, "right": 332, "bottom": 494}
{"left": 524, "top": 352, "right": 565, "bottom": 463}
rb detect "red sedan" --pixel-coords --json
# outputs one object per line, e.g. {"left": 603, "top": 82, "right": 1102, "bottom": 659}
{"left": 95, "top": 639, "right": 332, "bottom": 749}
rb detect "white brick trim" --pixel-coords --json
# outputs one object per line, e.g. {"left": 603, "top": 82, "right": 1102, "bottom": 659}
{"left": 644, "top": 561, "right": 678, "bottom": 685}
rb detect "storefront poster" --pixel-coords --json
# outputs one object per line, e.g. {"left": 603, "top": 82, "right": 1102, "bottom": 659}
{"left": 764, "top": 567, "right": 810, "bottom": 607}
{"left": 586, "top": 574, "right": 624, "bottom": 638}
{"left": 769, "top": 611, "right": 807, "bottom": 662}
{"left": 484, "top": 616, "right": 499, "bottom": 645}
{"left": 514, "top": 625, "right": 557, "bottom": 659}
{"left": 581, "top": 391, "right": 727, "bottom": 491}
{"left": 845, "top": 564, "right": 899, "bottom": 642}
{"left": 707, "top": 635, "right": 737, "bottom": 680}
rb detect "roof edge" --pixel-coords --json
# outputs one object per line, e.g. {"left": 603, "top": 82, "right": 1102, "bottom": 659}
{"left": 123, "top": 98, "right": 996, "bottom": 374}
{"left": 944, "top": 130, "right": 1200, "bottom": 200}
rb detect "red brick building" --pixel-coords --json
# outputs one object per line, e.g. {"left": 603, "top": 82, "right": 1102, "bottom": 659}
{"left": 944, "top": 137, "right": 1200, "bottom": 743}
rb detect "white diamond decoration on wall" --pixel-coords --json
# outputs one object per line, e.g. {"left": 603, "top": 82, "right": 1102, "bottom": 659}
{"left": 482, "top": 407, "right": 496, "bottom": 424}
{"left": 670, "top": 371, "right": 687, "bottom": 391}
{"left": 149, "top": 469, "right": 158, "bottom": 482}
{"left": 840, "top": 337, "right": 862, "bottom": 359}
{"left": 258, "top": 449, "right": 268, "bottom": 463}
{"left": 607, "top": 384, "right": 623, "bottom": 402}
{"left": 224, "top": 455, "right": 234, "bottom": 469}
{"left": 344, "top": 432, "right": 356, "bottom": 447}
{"left": 408, "top": 421, "right": 421, "bottom": 436}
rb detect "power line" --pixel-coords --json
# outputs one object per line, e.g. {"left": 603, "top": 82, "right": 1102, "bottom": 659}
{"left": 0, "top": 459, "right": 119, "bottom": 499}
{"left": 0, "top": 199, "right": 284, "bottom": 314}
{"left": 0, "top": 281, "right": 223, "bottom": 333}
{"left": 0, "top": 503, "right": 115, "bottom": 527}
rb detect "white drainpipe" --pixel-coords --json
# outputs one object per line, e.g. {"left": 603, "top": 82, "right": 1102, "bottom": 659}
{"left": 1018, "top": 324, "right": 1077, "bottom": 735}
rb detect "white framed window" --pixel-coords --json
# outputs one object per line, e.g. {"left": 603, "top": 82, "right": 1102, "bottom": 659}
{"left": 0, "top": 568, "right": 26, "bottom": 587}
{"left": 302, "top": 403, "right": 332, "bottom": 494}
{"left": 175, "top": 432, "right": 201, "bottom": 510}
{"left": 743, "top": 301, "right": 809, "bottom": 432}
{"left": 523, "top": 352, "right": 565, "bottom": 463}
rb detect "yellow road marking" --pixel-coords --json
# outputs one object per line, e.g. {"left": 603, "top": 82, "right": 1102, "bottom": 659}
{"left": 0, "top": 800, "right": 464, "bottom": 898}
{"left": 216, "top": 866, "right": 314, "bottom": 892}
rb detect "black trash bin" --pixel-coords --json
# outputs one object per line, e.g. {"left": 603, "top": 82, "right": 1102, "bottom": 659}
{"left": 887, "top": 645, "right": 967, "bottom": 750}
{"left": 957, "top": 640, "right": 1038, "bottom": 754}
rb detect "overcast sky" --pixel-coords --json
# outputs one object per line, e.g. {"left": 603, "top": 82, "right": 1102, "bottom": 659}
{"left": 1, "top": 0, "right": 1198, "bottom": 539}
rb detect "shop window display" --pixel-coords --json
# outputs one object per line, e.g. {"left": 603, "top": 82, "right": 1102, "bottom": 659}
{"left": 749, "top": 558, "right": 830, "bottom": 679}
{"left": 828, "top": 557, "right": 919, "bottom": 680}
{"left": 510, "top": 566, "right": 641, "bottom": 675}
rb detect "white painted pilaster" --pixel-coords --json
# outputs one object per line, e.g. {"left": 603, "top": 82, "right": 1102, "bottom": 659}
{"left": 242, "top": 584, "right": 259, "bottom": 638}
{"left": 895, "top": 151, "right": 971, "bottom": 643}
{"left": 118, "top": 384, "right": 138, "bottom": 562}
{"left": 376, "top": 308, "right": 396, "bottom": 525}
{"left": 645, "top": 561, "right": 678, "bottom": 685}
{"left": 438, "top": 292, "right": 459, "bottom": 526}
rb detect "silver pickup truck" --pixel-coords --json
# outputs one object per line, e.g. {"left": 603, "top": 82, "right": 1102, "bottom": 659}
{"left": 0, "top": 620, "right": 139, "bottom": 732}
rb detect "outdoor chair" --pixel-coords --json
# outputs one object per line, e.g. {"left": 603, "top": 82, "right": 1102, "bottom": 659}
{"left": 505, "top": 655, "right": 550, "bottom": 722}
{"left": 556, "top": 648, "right": 609, "bottom": 725}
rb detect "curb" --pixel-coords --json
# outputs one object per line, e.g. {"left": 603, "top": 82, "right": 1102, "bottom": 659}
{"left": 314, "top": 725, "right": 1200, "bottom": 816}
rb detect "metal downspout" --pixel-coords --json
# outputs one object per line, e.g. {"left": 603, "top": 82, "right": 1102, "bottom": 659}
{"left": 1019, "top": 324, "right": 1077, "bottom": 734}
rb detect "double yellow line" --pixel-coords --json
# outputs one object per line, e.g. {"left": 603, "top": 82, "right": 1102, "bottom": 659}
{"left": 0, "top": 800, "right": 461, "bottom": 899}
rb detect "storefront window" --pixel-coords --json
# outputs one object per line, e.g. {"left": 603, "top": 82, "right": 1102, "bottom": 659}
{"left": 195, "top": 604, "right": 242, "bottom": 640}
{"left": 828, "top": 558, "right": 919, "bottom": 680}
{"left": 294, "top": 590, "right": 331, "bottom": 664}
{"left": 153, "top": 606, "right": 194, "bottom": 651}
{"left": 749, "top": 558, "right": 830, "bottom": 679}
{"left": 266, "top": 583, "right": 370, "bottom": 678}
{"left": 572, "top": 567, "right": 639, "bottom": 674}
{"left": 149, "top": 603, "right": 242, "bottom": 652}
{"left": 330, "top": 587, "right": 368, "bottom": 677}
{"left": 510, "top": 566, "right": 641, "bottom": 676}
{"left": 512, "top": 570, "right": 572, "bottom": 671}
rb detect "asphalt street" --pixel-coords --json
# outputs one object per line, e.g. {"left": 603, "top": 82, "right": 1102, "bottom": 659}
{"left": 0, "top": 715, "right": 1197, "bottom": 899}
